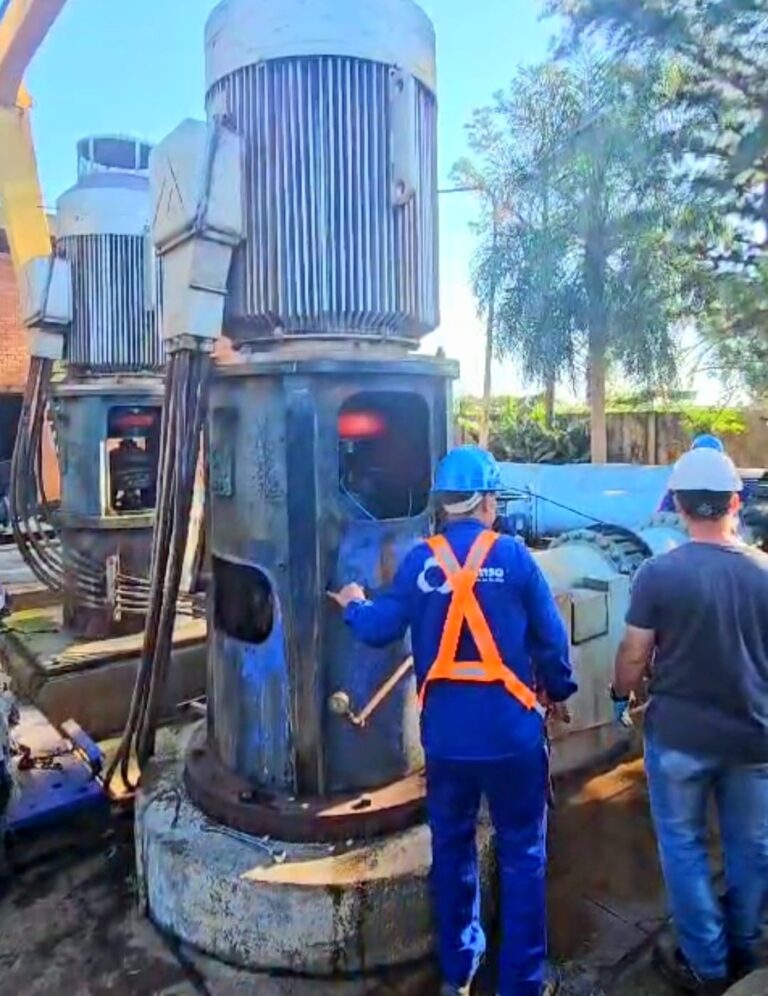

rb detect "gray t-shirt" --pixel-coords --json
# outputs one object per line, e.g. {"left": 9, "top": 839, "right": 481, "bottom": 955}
{"left": 627, "top": 542, "right": 768, "bottom": 762}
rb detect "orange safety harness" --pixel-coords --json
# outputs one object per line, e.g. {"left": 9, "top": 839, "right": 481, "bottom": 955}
{"left": 418, "top": 529, "right": 543, "bottom": 716}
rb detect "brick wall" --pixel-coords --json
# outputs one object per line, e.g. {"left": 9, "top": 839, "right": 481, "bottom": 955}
{"left": 0, "top": 240, "right": 60, "bottom": 498}
{"left": 0, "top": 248, "right": 29, "bottom": 391}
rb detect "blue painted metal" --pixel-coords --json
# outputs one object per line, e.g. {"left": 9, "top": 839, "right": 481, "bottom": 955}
{"left": 498, "top": 463, "right": 673, "bottom": 538}
{"left": 60, "top": 719, "right": 103, "bottom": 774}
{"left": 209, "top": 614, "right": 294, "bottom": 792}
{"left": 324, "top": 515, "right": 424, "bottom": 793}
{"left": 5, "top": 706, "right": 107, "bottom": 834}
{"left": 499, "top": 462, "right": 767, "bottom": 540}
{"left": 206, "top": 354, "right": 456, "bottom": 798}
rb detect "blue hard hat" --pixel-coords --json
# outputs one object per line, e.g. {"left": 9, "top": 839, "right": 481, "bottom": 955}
{"left": 692, "top": 434, "right": 724, "bottom": 453}
{"left": 432, "top": 445, "right": 503, "bottom": 494}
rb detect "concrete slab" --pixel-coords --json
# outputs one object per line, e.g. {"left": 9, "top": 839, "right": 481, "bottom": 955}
{"left": 0, "top": 546, "right": 39, "bottom": 587}
{"left": 549, "top": 759, "right": 668, "bottom": 972}
{"left": 0, "top": 607, "right": 206, "bottom": 738}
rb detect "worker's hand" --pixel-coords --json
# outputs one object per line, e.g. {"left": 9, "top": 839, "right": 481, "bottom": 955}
{"left": 537, "top": 690, "right": 572, "bottom": 725}
{"left": 327, "top": 583, "right": 367, "bottom": 609}
{"left": 609, "top": 685, "right": 634, "bottom": 728}
{"left": 548, "top": 702, "right": 572, "bottom": 724}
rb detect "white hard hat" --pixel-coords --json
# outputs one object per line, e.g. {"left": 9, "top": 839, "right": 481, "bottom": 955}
{"left": 668, "top": 447, "right": 742, "bottom": 493}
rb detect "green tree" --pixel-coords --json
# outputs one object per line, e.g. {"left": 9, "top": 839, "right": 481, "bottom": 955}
{"left": 454, "top": 64, "right": 583, "bottom": 430}
{"left": 455, "top": 57, "right": 705, "bottom": 462}
{"left": 549, "top": 0, "right": 768, "bottom": 394}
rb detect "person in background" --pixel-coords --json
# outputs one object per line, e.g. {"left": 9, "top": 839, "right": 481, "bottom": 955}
{"left": 657, "top": 435, "right": 725, "bottom": 513}
{"left": 329, "top": 445, "right": 577, "bottom": 996}
{"left": 611, "top": 447, "right": 768, "bottom": 996}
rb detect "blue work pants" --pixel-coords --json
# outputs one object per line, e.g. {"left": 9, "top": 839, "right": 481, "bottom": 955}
{"left": 425, "top": 748, "right": 549, "bottom": 996}
{"left": 645, "top": 736, "right": 768, "bottom": 981}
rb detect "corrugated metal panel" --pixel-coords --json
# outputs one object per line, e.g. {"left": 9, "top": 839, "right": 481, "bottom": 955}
{"left": 60, "top": 234, "right": 162, "bottom": 371}
{"left": 209, "top": 55, "right": 438, "bottom": 342}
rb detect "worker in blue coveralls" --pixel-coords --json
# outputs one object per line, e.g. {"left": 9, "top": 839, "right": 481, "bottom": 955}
{"left": 328, "top": 445, "right": 577, "bottom": 996}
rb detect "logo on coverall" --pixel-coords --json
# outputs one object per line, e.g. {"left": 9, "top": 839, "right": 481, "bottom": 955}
{"left": 417, "top": 559, "right": 505, "bottom": 594}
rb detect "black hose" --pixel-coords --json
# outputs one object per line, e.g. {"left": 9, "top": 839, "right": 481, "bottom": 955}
{"left": 10, "top": 358, "right": 63, "bottom": 590}
{"left": 138, "top": 351, "right": 210, "bottom": 761}
{"left": 105, "top": 347, "right": 211, "bottom": 791}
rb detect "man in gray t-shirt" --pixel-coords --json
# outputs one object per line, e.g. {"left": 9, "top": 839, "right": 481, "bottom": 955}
{"left": 612, "top": 447, "right": 768, "bottom": 996}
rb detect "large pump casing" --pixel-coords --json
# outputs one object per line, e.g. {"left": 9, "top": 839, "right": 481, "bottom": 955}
{"left": 204, "top": 0, "right": 439, "bottom": 343}
{"left": 205, "top": 355, "right": 455, "bottom": 802}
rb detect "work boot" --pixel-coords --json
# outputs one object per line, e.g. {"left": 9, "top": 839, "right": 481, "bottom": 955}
{"left": 494, "top": 966, "right": 562, "bottom": 996}
{"left": 729, "top": 947, "right": 759, "bottom": 984}
{"left": 541, "top": 964, "right": 563, "bottom": 996}
{"left": 653, "top": 943, "right": 729, "bottom": 995}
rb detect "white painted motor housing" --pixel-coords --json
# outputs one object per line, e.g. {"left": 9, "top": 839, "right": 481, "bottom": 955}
{"left": 204, "top": 0, "right": 439, "bottom": 345}
{"left": 55, "top": 137, "right": 161, "bottom": 372}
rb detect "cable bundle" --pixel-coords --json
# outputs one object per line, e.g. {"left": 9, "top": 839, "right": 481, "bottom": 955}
{"left": 106, "top": 347, "right": 211, "bottom": 791}
{"left": 9, "top": 358, "right": 201, "bottom": 620}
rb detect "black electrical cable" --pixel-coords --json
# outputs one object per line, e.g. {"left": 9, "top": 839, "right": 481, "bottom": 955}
{"left": 138, "top": 351, "right": 210, "bottom": 763}
{"left": 11, "top": 362, "right": 110, "bottom": 608}
{"left": 107, "top": 352, "right": 183, "bottom": 791}
{"left": 105, "top": 347, "right": 211, "bottom": 792}
{"left": 501, "top": 487, "right": 612, "bottom": 529}
{"left": 10, "top": 358, "right": 63, "bottom": 591}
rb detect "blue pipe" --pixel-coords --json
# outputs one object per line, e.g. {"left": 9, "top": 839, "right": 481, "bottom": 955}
{"left": 498, "top": 463, "right": 673, "bottom": 537}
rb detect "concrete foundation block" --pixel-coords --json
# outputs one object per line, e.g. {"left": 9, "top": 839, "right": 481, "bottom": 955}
{"left": 136, "top": 749, "right": 495, "bottom": 977}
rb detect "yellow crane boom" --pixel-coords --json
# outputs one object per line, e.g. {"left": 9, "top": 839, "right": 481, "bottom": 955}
{"left": 0, "top": 0, "right": 69, "bottom": 272}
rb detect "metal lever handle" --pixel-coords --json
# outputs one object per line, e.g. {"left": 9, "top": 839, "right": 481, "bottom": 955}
{"left": 329, "top": 657, "right": 415, "bottom": 729}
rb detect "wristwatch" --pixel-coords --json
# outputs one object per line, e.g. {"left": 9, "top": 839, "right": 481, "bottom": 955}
{"left": 609, "top": 683, "right": 629, "bottom": 704}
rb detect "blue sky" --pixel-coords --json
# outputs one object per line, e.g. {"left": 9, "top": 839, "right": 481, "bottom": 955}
{"left": 25, "top": 0, "right": 556, "bottom": 394}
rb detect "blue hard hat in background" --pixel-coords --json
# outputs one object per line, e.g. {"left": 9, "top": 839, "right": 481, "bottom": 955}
{"left": 691, "top": 434, "right": 724, "bottom": 453}
{"left": 433, "top": 445, "right": 503, "bottom": 494}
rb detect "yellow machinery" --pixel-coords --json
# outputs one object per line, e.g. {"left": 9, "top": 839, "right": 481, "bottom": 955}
{"left": 0, "top": 1, "right": 206, "bottom": 740}
{"left": 0, "top": 0, "right": 69, "bottom": 271}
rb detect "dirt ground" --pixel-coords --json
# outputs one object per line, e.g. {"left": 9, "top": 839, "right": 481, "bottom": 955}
{"left": 0, "top": 754, "right": 709, "bottom": 996}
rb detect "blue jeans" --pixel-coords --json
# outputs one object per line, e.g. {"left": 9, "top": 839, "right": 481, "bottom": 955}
{"left": 425, "top": 748, "right": 549, "bottom": 996}
{"left": 645, "top": 736, "right": 768, "bottom": 980}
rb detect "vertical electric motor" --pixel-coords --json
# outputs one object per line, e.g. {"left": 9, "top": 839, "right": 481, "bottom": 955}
{"left": 183, "top": 0, "right": 453, "bottom": 835}
{"left": 205, "top": 0, "right": 439, "bottom": 342}
{"left": 51, "top": 137, "right": 163, "bottom": 638}
{"left": 56, "top": 136, "right": 161, "bottom": 371}
{"left": 141, "top": 0, "right": 469, "bottom": 978}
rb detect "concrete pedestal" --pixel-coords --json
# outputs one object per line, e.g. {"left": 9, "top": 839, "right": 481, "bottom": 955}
{"left": 135, "top": 740, "right": 495, "bottom": 980}
{"left": 725, "top": 970, "right": 768, "bottom": 996}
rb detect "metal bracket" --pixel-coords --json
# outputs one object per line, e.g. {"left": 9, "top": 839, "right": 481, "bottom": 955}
{"left": 60, "top": 719, "right": 104, "bottom": 775}
{"left": 389, "top": 68, "right": 417, "bottom": 206}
